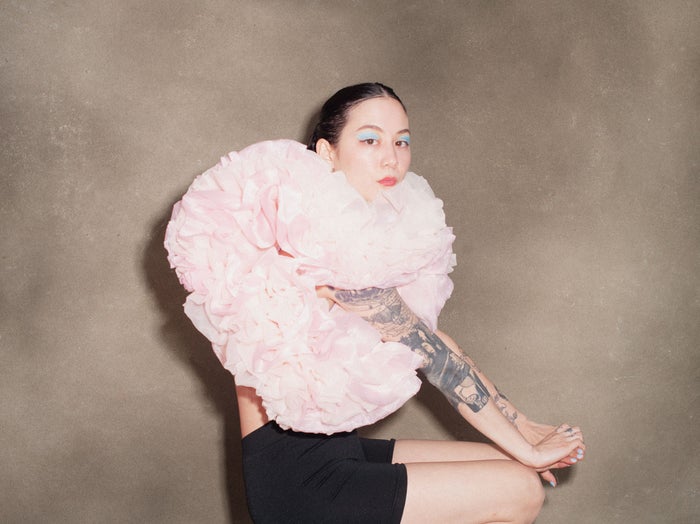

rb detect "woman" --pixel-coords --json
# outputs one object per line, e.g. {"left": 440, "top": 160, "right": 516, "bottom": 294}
{"left": 166, "top": 83, "right": 585, "bottom": 523}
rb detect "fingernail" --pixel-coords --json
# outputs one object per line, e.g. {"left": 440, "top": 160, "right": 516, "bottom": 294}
{"left": 577, "top": 448, "right": 584, "bottom": 453}
{"left": 570, "top": 458, "right": 577, "bottom": 463}
{"left": 550, "top": 481, "right": 556, "bottom": 488}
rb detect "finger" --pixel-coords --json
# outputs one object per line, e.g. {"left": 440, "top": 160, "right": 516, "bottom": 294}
{"left": 550, "top": 460, "right": 572, "bottom": 469}
{"left": 562, "top": 425, "right": 581, "bottom": 436}
{"left": 565, "top": 429, "right": 584, "bottom": 442}
{"left": 564, "top": 454, "right": 581, "bottom": 464}
{"left": 567, "top": 445, "right": 584, "bottom": 460}
{"left": 568, "top": 448, "right": 584, "bottom": 458}
{"left": 540, "top": 470, "right": 557, "bottom": 488}
{"left": 558, "top": 423, "right": 583, "bottom": 432}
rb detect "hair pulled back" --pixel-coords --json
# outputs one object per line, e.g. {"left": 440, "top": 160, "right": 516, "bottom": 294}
{"left": 307, "top": 82, "right": 406, "bottom": 152}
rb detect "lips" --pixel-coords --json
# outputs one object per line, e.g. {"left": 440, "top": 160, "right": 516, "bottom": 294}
{"left": 378, "top": 177, "right": 397, "bottom": 187}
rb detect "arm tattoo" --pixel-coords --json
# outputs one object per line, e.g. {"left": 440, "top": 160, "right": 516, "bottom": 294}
{"left": 333, "top": 288, "right": 490, "bottom": 413}
{"left": 494, "top": 387, "right": 519, "bottom": 427}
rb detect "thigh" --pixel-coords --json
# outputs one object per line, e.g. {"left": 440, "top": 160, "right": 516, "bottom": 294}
{"left": 401, "top": 460, "right": 544, "bottom": 524}
{"left": 393, "top": 438, "right": 511, "bottom": 464}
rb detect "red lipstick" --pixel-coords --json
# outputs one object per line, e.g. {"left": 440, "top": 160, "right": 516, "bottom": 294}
{"left": 378, "top": 177, "right": 397, "bottom": 187}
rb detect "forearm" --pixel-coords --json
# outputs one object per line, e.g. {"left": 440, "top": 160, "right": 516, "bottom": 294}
{"left": 434, "top": 330, "right": 526, "bottom": 428}
{"left": 407, "top": 321, "right": 536, "bottom": 463}
{"left": 433, "top": 331, "right": 583, "bottom": 472}
{"left": 328, "top": 287, "right": 537, "bottom": 464}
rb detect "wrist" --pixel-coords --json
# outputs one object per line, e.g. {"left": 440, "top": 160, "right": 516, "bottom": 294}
{"left": 516, "top": 411, "right": 529, "bottom": 423}
{"left": 514, "top": 443, "right": 538, "bottom": 467}
{"left": 489, "top": 427, "right": 537, "bottom": 465}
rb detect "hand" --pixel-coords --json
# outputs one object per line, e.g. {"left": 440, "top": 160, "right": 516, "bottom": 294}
{"left": 521, "top": 424, "right": 585, "bottom": 479}
{"left": 529, "top": 422, "right": 586, "bottom": 465}
{"left": 519, "top": 420, "right": 586, "bottom": 486}
{"left": 519, "top": 419, "right": 557, "bottom": 444}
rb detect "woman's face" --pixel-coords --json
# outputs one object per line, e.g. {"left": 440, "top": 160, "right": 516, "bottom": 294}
{"left": 317, "top": 97, "right": 411, "bottom": 201}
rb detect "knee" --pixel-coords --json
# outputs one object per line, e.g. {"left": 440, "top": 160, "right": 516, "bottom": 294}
{"left": 515, "top": 467, "right": 545, "bottom": 521}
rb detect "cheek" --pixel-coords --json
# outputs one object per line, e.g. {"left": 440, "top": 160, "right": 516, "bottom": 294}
{"left": 351, "top": 170, "right": 375, "bottom": 191}
{"left": 333, "top": 144, "right": 366, "bottom": 172}
{"left": 338, "top": 155, "right": 372, "bottom": 188}
{"left": 344, "top": 151, "right": 374, "bottom": 176}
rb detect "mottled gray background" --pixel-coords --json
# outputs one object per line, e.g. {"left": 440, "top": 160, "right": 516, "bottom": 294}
{"left": 2, "top": 1, "right": 698, "bottom": 523}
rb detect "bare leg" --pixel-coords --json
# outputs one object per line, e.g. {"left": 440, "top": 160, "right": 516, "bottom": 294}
{"left": 395, "top": 440, "right": 545, "bottom": 524}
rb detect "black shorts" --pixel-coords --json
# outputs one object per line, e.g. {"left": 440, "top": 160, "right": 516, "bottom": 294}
{"left": 242, "top": 421, "right": 407, "bottom": 523}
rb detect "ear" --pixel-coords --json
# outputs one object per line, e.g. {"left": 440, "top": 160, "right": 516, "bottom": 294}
{"left": 315, "top": 138, "right": 335, "bottom": 166}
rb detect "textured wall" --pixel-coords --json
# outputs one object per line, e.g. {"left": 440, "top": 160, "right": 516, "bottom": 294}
{"left": 2, "top": 1, "right": 698, "bottom": 523}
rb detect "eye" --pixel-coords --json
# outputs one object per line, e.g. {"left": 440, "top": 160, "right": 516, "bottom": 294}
{"left": 356, "top": 131, "right": 380, "bottom": 145}
{"left": 396, "top": 135, "right": 411, "bottom": 147}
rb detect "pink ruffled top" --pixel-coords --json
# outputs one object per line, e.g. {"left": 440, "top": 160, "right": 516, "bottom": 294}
{"left": 164, "top": 140, "right": 456, "bottom": 434}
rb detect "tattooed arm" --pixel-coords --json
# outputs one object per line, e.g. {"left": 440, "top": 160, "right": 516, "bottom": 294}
{"left": 328, "top": 287, "right": 490, "bottom": 413}
{"left": 323, "top": 286, "right": 584, "bottom": 469}
{"left": 434, "top": 329, "right": 584, "bottom": 478}
{"left": 433, "top": 330, "right": 520, "bottom": 424}
{"left": 433, "top": 329, "right": 566, "bottom": 446}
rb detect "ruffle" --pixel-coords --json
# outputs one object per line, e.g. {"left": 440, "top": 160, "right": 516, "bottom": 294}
{"left": 165, "top": 140, "right": 455, "bottom": 434}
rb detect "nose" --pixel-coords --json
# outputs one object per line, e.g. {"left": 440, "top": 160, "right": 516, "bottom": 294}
{"left": 382, "top": 144, "right": 399, "bottom": 168}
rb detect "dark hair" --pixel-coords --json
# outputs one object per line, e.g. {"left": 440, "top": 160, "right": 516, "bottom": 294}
{"left": 307, "top": 82, "right": 406, "bottom": 152}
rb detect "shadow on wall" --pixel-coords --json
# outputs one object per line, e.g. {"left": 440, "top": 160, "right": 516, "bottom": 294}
{"left": 142, "top": 205, "right": 252, "bottom": 524}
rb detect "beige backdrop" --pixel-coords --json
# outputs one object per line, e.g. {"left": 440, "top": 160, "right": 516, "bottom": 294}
{"left": 2, "top": 1, "right": 698, "bottom": 523}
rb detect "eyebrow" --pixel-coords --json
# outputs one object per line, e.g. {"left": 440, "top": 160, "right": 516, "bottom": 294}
{"left": 355, "top": 124, "right": 411, "bottom": 135}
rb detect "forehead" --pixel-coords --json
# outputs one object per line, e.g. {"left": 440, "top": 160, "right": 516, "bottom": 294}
{"left": 344, "top": 97, "right": 409, "bottom": 130}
